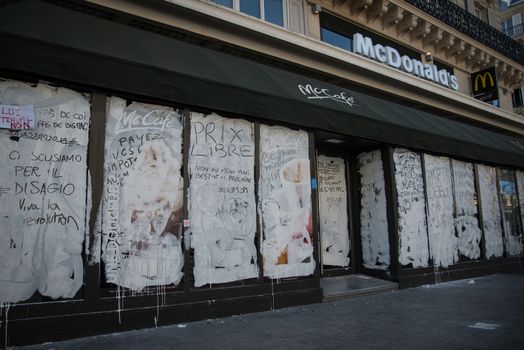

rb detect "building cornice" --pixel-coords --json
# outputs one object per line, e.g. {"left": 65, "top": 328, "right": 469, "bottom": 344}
{"left": 83, "top": 0, "right": 524, "bottom": 135}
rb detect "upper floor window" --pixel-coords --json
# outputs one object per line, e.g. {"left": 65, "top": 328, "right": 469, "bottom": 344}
{"left": 210, "top": 0, "right": 284, "bottom": 27}
{"left": 500, "top": 0, "right": 524, "bottom": 11}
{"left": 501, "top": 14, "right": 523, "bottom": 37}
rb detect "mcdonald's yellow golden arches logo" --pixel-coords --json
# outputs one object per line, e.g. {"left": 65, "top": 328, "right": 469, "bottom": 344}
{"left": 474, "top": 71, "right": 495, "bottom": 92}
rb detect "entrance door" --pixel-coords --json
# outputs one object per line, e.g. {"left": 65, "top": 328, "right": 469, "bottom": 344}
{"left": 317, "top": 151, "right": 353, "bottom": 276}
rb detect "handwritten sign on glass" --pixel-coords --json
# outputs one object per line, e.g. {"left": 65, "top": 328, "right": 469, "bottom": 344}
{"left": 424, "top": 155, "right": 457, "bottom": 267}
{"left": 100, "top": 97, "right": 184, "bottom": 292}
{"left": 318, "top": 155, "right": 350, "bottom": 267}
{"left": 393, "top": 149, "right": 429, "bottom": 268}
{"left": 189, "top": 112, "right": 258, "bottom": 287}
{"left": 0, "top": 80, "right": 89, "bottom": 303}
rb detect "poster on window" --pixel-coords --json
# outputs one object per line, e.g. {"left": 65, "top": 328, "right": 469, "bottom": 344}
{"left": 393, "top": 149, "right": 429, "bottom": 268}
{"left": 477, "top": 164, "right": 503, "bottom": 258}
{"left": 451, "top": 160, "right": 481, "bottom": 260}
{"left": 424, "top": 155, "right": 457, "bottom": 267}
{"left": 259, "top": 125, "right": 315, "bottom": 279}
{"left": 318, "top": 155, "right": 350, "bottom": 267}
{"left": 188, "top": 113, "right": 258, "bottom": 287}
{"left": 0, "top": 80, "right": 90, "bottom": 303}
{"left": 358, "top": 150, "right": 390, "bottom": 270}
{"left": 100, "top": 97, "right": 184, "bottom": 292}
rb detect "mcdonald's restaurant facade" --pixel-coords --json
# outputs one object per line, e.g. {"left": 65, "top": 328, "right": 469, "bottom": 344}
{"left": 1, "top": 0, "right": 524, "bottom": 347}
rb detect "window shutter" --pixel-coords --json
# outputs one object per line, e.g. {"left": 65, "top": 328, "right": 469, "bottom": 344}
{"left": 287, "top": 0, "right": 306, "bottom": 34}
{"left": 487, "top": 8, "right": 497, "bottom": 26}
{"left": 466, "top": 0, "right": 475, "bottom": 15}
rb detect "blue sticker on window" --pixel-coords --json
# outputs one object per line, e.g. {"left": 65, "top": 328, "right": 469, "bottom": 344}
{"left": 311, "top": 178, "right": 317, "bottom": 190}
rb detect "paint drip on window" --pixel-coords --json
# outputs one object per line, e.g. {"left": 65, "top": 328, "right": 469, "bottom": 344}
{"left": 393, "top": 149, "right": 429, "bottom": 268}
{"left": 188, "top": 113, "right": 258, "bottom": 287}
{"left": 358, "top": 150, "right": 390, "bottom": 270}
{"left": 259, "top": 125, "right": 315, "bottom": 278}
{"left": 424, "top": 155, "right": 457, "bottom": 267}
{"left": 0, "top": 80, "right": 90, "bottom": 303}
{"left": 100, "top": 97, "right": 184, "bottom": 291}
{"left": 318, "top": 155, "right": 350, "bottom": 267}
{"left": 451, "top": 160, "right": 481, "bottom": 260}
{"left": 478, "top": 165, "right": 504, "bottom": 258}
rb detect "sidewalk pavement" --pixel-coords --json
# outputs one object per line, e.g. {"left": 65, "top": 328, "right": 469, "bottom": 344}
{"left": 15, "top": 273, "right": 524, "bottom": 350}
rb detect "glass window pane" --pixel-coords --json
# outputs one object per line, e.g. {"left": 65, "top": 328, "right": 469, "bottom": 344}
{"left": 210, "top": 0, "right": 233, "bottom": 7}
{"left": 321, "top": 28, "right": 352, "bottom": 51}
{"left": 264, "top": 0, "right": 284, "bottom": 26}
{"left": 240, "top": 0, "right": 261, "bottom": 18}
{"left": 498, "top": 169, "right": 523, "bottom": 256}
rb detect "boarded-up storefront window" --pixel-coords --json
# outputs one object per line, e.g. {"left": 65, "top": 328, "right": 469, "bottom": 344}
{"left": 451, "top": 160, "right": 481, "bottom": 260}
{"left": 478, "top": 164, "right": 504, "bottom": 258}
{"left": 424, "top": 155, "right": 457, "bottom": 267}
{"left": 394, "top": 149, "right": 429, "bottom": 268}
{"left": 318, "top": 155, "right": 350, "bottom": 267}
{"left": 100, "top": 97, "right": 184, "bottom": 291}
{"left": 189, "top": 113, "right": 258, "bottom": 287}
{"left": 0, "top": 80, "right": 90, "bottom": 303}
{"left": 259, "top": 125, "right": 315, "bottom": 278}
{"left": 358, "top": 150, "right": 390, "bottom": 270}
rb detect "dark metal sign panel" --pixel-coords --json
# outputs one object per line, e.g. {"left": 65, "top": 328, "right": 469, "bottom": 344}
{"left": 471, "top": 67, "right": 499, "bottom": 103}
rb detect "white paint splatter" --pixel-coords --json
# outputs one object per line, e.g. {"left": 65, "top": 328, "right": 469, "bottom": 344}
{"left": 318, "top": 155, "right": 350, "bottom": 267}
{"left": 478, "top": 165, "right": 504, "bottom": 258}
{"left": 424, "top": 155, "right": 457, "bottom": 267}
{"left": 189, "top": 113, "right": 258, "bottom": 287}
{"left": 259, "top": 125, "right": 315, "bottom": 278}
{"left": 451, "top": 160, "right": 481, "bottom": 260}
{"left": 394, "top": 149, "right": 429, "bottom": 268}
{"left": 358, "top": 150, "right": 390, "bottom": 270}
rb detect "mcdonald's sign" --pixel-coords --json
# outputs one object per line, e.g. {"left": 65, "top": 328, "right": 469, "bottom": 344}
{"left": 471, "top": 67, "right": 498, "bottom": 103}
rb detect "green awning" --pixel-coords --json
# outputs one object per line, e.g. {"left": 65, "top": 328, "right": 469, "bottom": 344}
{"left": 1, "top": 0, "right": 523, "bottom": 167}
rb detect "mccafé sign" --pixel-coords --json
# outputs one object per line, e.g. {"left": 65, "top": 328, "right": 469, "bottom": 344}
{"left": 352, "top": 33, "right": 459, "bottom": 91}
{"left": 471, "top": 67, "right": 498, "bottom": 103}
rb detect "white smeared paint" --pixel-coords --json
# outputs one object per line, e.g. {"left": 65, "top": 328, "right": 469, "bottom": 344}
{"left": 358, "top": 150, "right": 390, "bottom": 270}
{"left": 0, "top": 80, "right": 90, "bottom": 303}
{"left": 259, "top": 125, "right": 315, "bottom": 279}
{"left": 424, "top": 155, "right": 457, "bottom": 267}
{"left": 451, "top": 160, "right": 481, "bottom": 260}
{"left": 100, "top": 97, "right": 184, "bottom": 292}
{"left": 478, "top": 165, "right": 504, "bottom": 258}
{"left": 318, "top": 155, "right": 350, "bottom": 267}
{"left": 189, "top": 113, "right": 258, "bottom": 287}
{"left": 393, "top": 149, "right": 429, "bottom": 268}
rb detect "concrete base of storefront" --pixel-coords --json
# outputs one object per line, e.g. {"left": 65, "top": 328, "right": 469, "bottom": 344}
{"left": 12, "top": 273, "right": 524, "bottom": 350}
{"left": 398, "top": 257, "right": 524, "bottom": 289}
{"left": 0, "top": 282, "right": 322, "bottom": 348}
{"left": 321, "top": 274, "right": 398, "bottom": 301}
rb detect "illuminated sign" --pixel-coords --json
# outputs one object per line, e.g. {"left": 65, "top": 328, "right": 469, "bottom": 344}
{"left": 471, "top": 67, "right": 498, "bottom": 103}
{"left": 352, "top": 33, "right": 459, "bottom": 91}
